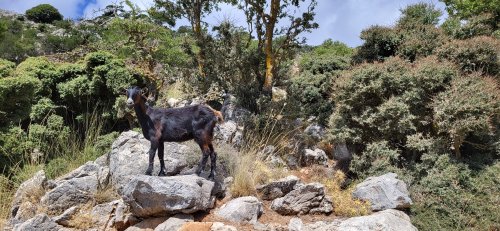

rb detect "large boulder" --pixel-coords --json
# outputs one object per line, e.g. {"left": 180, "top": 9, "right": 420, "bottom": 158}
{"left": 333, "top": 209, "right": 417, "bottom": 231}
{"left": 40, "top": 162, "right": 103, "bottom": 214}
{"left": 109, "top": 131, "right": 192, "bottom": 193}
{"left": 121, "top": 175, "right": 215, "bottom": 217}
{"left": 215, "top": 196, "right": 263, "bottom": 224}
{"left": 256, "top": 175, "right": 300, "bottom": 200}
{"left": 271, "top": 183, "right": 332, "bottom": 215}
{"left": 352, "top": 173, "right": 412, "bottom": 211}
{"left": 13, "top": 214, "right": 63, "bottom": 231}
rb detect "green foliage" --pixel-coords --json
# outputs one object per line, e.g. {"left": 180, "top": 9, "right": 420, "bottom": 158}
{"left": 440, "top": 0, "right": 500, "bottom": 21}
{"left": 397, "top": 3, "right": 442, "bottom": 29}
{"left": 442, "top": 13, "right": 497, "bottom": 39}
{"left": 436, "top": 36, "right": 500, "bottom": 76}
{"left": 29, "top": 98, "right": 56, "bottom": 122}
{"left": 351, "top": 141, "right": 401, "bottom": 179}
{"left": 25, "top": 4, "right": 63, "bottom": 24}
{"left": 353, "top": 26, "right": 400, "bottom": 63}
{"left": 329, "top": 57, "right": 456, "bottom": 144}
{"left": 0, "top": 59, "right": 15, "bottom": 78}
{"left": 28, "top": 115, "right": 71, "bottom": 160}
{"left": 0, "top": 127, "right": 30, "bottom": 174}
{"left": 396, "top": 25, "right": 446, "bottom": 61}
{"left": 412, "top": 158, "right": 500, "bottom": 230}
{"left": 329, "top": 56, "right": 499, "bottom": 230}
{"left": 0, "top": 18, "right": 37, "bottom": 63}
{"left": 0, "top": 75, "right": 41, "bottom": 125}
{"left": 432, "top": 75, "right": 500, "bottom": 158}
{"left": 355, "top": 3, "right": 446, "bottom": 63}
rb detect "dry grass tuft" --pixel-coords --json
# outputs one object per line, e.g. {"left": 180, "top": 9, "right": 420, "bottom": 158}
{"left": 94, "top": 186, "right": 120, "bottom": 205}
{"left": 67, "top": 203, "right": 94, "bottom": 230}
{"left": 323, "top": 171, "right": 371, "bottom": 217}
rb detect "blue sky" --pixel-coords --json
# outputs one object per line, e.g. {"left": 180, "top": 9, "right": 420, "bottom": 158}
{"left": 0, "top": 0, "right": 447, "bottom": 47}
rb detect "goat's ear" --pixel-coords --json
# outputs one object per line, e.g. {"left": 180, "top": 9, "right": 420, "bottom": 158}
{"left": 123, "top": 88, "right": 128, "bottom": 96}
{"left": 141, "top": 87, "right": 149, "bottom": 96}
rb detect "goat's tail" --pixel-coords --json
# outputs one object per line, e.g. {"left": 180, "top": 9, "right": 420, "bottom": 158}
{"left": 207, "top": 105, "right": 224, "bottom": 124}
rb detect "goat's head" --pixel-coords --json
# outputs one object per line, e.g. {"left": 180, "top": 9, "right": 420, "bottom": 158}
{"left": 125, "top": 86, "right": 147, "bottom": 108}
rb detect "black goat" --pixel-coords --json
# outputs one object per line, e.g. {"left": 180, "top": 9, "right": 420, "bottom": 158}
{"left": 125, "top": 86, "right": 223, "bottom": 179}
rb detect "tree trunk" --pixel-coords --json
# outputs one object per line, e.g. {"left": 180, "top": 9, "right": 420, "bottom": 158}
{"left": 193, "top": 1, "right": 206, "bottom": 78}
{"left": 263, "top": 0, "right": 280, "bottom": 93}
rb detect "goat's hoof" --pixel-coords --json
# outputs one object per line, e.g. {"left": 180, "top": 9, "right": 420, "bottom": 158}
{"left": 208, "top": 174, "right": 215, "bottom": 181}
{"left": 158, "top": 171, "right": 166, "bottom": 176}
{"left": 145, "top": 170, "right": 153, "bottom": 176}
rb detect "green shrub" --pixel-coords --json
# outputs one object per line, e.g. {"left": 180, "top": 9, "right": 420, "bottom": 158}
{"left": 329, "top": 57, "right": 456, "bottom": 144}
{"left": 0, "top": 18, "right": 37, "bottom": 63}
{"left": 442, "top": 13, "right": 497, "bottom": 39}
{"left": 432, "top": 75, "right": 500, "bottom": 158}
{"left": 0, "top": 59, "right": 15, "bottom": 78}
{"left": 437, "top": 36, "right": 500, "bottom": 76}
{"left": 396, "top": 25, "right": 446, "bottom": 61}
{"left": 353, "top": 26, "right": 401, "bottom": 63}
{"left": 0, "top": 75, "right": 41, "bottom": 125}
{"left": 350, "top": 141, "right": 401, "bottom": 179}
{"left": 25, "top": 4, "right": 63, "bottom": 24}
{"left": 0, "top": 127, "right": 30, "bottom": 174}
{"left": 396, "top": 3, "right": 442, "bottom": 29}
{"left": 30, "top": 98, "right": 56, "bottom": 122}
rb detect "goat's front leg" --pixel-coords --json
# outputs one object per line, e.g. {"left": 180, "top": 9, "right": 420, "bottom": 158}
{"left": 157, "top": 142, "right": 167, "bottom": 176}
{"left": 145, "top": 140, "right": 158, "bottom": 176}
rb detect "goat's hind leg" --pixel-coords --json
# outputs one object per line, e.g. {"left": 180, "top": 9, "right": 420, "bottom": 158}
{"left": 195, "top": 141, "right": 210, "bottom": 177}
{"left": 145, "top": 140, "right": 159, "bottom": 175}
{"left": 208, "top": 143, "right": 217, "bottom": 180}
{"left": 157, "top": 142, "right": 167, "bottom": 176}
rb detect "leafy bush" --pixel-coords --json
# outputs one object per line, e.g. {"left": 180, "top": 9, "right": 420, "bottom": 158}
{"left": 0, "top": 18, "right": 37, "bottom": 63}
{"left": 287, "top": 40, "right": 352, "bottom": 124}
{"left": 442, "top": 13, "right": 497, "bottom": 39}
{"left": 0, "top": 75, "right": 41, "bottom": 125}
{"left": 432, "top": 75, "right": 500, "bottom": 158}
{"left": 437, "top": 36, "right": 500, "bottom": 76}
{"left": 329, "top": 57, "right": 456, "bottom": 144}
{"left": 0, "top": 59, "right": 15, "bottom": 78}
{"left": 396, "top": 25, "right": 446, "bottom": 61}
{"left": 353, "top": 26, "right": 401, "bottom": 63}
{"left": 25, "top": 4, "right": 63, "bottom": 24}
{"left": 397, "top": 3, "right": 442, "bottom": 29}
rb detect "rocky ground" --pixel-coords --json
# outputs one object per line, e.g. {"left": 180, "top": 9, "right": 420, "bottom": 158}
{"left": 4, "top": 98, "right": 418, "bottom": 231}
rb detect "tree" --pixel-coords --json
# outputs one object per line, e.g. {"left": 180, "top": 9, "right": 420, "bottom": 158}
{"left": 440, "top": 0, "right": 499, "bottom": 20}
{"left": 150, "top": 0, "right": 234, "bottom": 78}
{"left": 241, "top": 0, "right": 318, "bottom": 93}
{"left": 25, "top": 4, "right": 63, "bottom": 24}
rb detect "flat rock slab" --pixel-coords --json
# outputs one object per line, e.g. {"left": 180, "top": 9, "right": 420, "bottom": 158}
{"left": 122, "top": 175, "right": 215, "bottom": 217}
{"left": 334, "top": 209, "right": 417, "bottom": 231}
{"left": 109, "top": 131, "right": 193, "bottom": 193}
{"left": 352, "top": 172, "right": 412, "bottom": 211}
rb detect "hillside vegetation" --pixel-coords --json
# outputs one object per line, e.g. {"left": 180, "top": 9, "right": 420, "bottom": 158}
{"left": 0, "top": 1, "right": 498, "bottom": 230}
